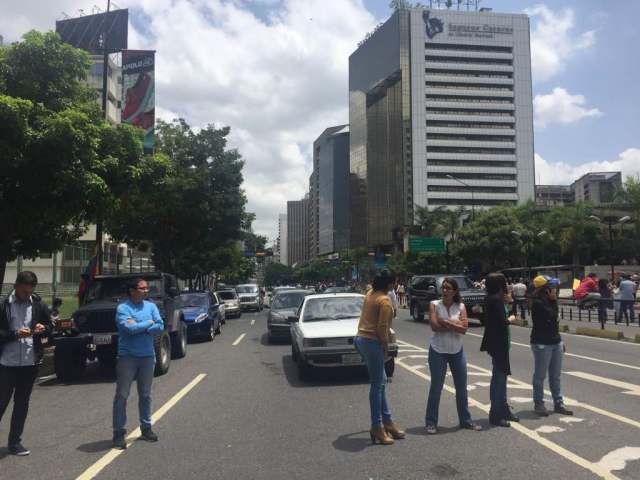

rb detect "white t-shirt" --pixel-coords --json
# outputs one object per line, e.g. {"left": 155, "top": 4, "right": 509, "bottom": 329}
{"left": 429, "top": 299, "right": 465, "bottom": 354}
{"left": 388, "top": 290, "right": 399, "bottom": 314}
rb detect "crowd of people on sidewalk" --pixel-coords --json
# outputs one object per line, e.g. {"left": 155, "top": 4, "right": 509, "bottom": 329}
{"left": 354, "top": 270, "right": 574, "bottom": 446}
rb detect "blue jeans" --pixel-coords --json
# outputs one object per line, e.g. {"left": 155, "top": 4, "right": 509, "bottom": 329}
{"left": 489, "top": 358, "right": 508, "bottom": 418}
{"left": 531, "top": 343, "right": 563, "bottom": 405}
{"left": 425, "top": 346, "right": 472, "bottom": 426}
{"left": 354, "top": 336, "right": 391, "bottom": 428}
{"left": 113, "top": 356, "right": 155, "bottom": 432}
{"left": 618, "top": 300, "right": 635, "bottom": 323}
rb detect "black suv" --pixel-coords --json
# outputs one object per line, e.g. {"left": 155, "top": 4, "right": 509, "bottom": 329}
{"left": 407, "top": 274, "right": 486, "bottom": 322}
{"left": 53, "top": 272, "right": 187, "bottom": 381}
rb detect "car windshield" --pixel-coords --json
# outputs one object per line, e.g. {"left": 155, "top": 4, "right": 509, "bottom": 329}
{"left": 217, "top": 291, "right": 237, "bottom": 300}
{"left": 302, "top": 297, "right": 364, "bottom": 322}
{"left": 178, "top": 294, "right": 208, "bottom": 307}
{"left": 84, "top": 278, "right": 163, "bottom": 304}
{"left": 437, "top": 276, "right": 475, "bottom": 290}
{"left": 237, "top": 286, "right": 258, "bottom": 293}
{"left": 272, "top": 292, "right": 306, "bottom": 309}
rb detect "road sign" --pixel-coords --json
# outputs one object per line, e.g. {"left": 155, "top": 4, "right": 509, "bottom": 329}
{"left": 408, "top": 236, "right": 445, "bottom": 253}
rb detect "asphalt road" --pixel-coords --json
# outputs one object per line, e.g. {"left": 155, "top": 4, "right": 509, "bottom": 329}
{"left": 1, "top": 308, "right": 640, "bottom": 480}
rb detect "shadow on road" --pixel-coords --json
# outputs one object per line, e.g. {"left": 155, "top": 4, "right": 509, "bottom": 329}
{"left": 332, "top": 430, "right": 371, "bottom": 453}
{"left": 38, "top": 362, "right": 116, "bottom": 387}
{"left": 77, "top": 439, "right": 113, "bottom": 453}
{"left": 258, "top": 332, "right": 291, "bottom": 346}
{"left": 281, "top": 355, "right": 369, "bottom": 388}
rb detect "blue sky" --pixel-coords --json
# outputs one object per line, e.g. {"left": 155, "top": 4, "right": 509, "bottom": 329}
{"left": 2, "top": 0, "right": 639, "bottom": 239}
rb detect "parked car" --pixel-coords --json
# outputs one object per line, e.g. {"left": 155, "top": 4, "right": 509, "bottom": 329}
{"left": 265, "top": 286, "right": 296, "bottom": 307}
{"left": 236, "top": 284, "right": 264, "bottom": 311}
{"left": 267, "top": 289, "right": 311, "bottom": 342}
{"left": 54, "top": 272, "right": 186, "bottom": 381}
{"left": 407, "top": 274, "right": 486, "bottom": 322}
{"left": 177, "top": 291, "right": 223, "bottom": 341}
{"left": 216, "top": 289, "right": 241, "bottom": 318}
{"left": 290, "top": 293, "right": 398, "bottom": 380}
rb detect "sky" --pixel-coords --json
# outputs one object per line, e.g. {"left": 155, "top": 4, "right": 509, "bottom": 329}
{"left": 1, "top": 0, "right": 639, "bottom": 243}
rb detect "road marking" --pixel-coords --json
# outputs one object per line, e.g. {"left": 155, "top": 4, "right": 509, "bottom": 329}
{"left": 399, "top": 339, "right": 640, "bottom": 431}
{"left": 566, "top": 371, "right": 640, "bottom": 396}
{"left": 559, "top": 417, "right": 584, "bottom": 424}
{"left": 597, "top": 447, "right": 640, "bottom": 473}
{"left": 75, "top": 373, "right": 207, "bottom": 480}
{"left": 232, "top": 333, "right": 246, "bottom": 346}
{"left": 395, "top": 357, "right": 620, "bottom": 480}
{"left": 536, "top": 426, "right": 565, "bottom": 434}
{"left": 466, "top": 332, "right": 640, "bottom": 371}
{"left": 36, "top": 373, "right": 57, "bottom": 384}
{"left": 251, "top": 319, "right": 256, "bottom": 326}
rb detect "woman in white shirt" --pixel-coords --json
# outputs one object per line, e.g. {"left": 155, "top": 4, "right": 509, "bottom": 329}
{"left": 425, "top": 277, "right": 481, "bottom": 434}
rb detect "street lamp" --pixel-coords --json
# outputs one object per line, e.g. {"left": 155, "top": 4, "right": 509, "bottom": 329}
{"left": 512, "top": 229, "right": 548, "bottom": 270}
{"left": 589, "top": 215, "right": 631, "bottom": 280}
{"left": 446, "top": 174, "right": 475, "bottom": 220}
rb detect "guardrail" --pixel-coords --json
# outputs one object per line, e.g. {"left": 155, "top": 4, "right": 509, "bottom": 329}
{"left": 556, "top": 297, "right": 639, "bottom": 330}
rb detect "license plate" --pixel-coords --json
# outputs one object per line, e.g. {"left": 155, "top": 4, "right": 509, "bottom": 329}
{"left": 472, "top": 305, "right": 483, "bottom": 314}
{"left": 93, "top": 334, "right": 112, "bottom": 345}
{"left": 342, "top": 353, "right": 362, "bottom": 365}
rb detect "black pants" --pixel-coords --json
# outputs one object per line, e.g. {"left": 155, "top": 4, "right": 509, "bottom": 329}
{"left": 0, "top": 365, "right": 38, "bottom": 445}
{"left": 511, "top": 298, "right": 526, "bottom": 319}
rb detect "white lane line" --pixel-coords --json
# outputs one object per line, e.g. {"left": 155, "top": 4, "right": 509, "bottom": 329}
{"left": 232, "top": 333, "right": 246, "bottom": 346}
{"left": 36, "top": 373, "right": 57, "bottom": 384}
{"left": 250, "top": 319, "right": 256, "bottom": 326}
{"left": 401, "top": 339, "right": 640, "bottom": 431}
{"left": 566, "top": 371, "right": 640, "bottom": 396}
{"left": 75, "top": 373, "right": 207, "bottom": 480}
{"left": 466, "top": 332, "right": 640, "bottom": 371}
{"left": 395, "top": 358, "right": 621, "bottom": 480}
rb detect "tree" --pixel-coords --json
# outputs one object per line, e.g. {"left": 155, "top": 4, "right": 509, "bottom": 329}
{"left": 106, "top": 118, "right": 249, "bottom": 280}
{"left": 264, "top": 263, "right": 293, "bottom": 287}
{"left": 389, "top": 0, "right": 413, "bottom": 10}
{"left": 0, "top": 31, "right": 158, "bottom": 284}
{"left": 617, "top": 175, "right": 640, "bottom": 237}
{"left": 544, "top": 203, "right": 603, "bottom": 265}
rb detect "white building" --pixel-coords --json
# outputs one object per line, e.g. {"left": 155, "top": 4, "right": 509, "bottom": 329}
{"left": 349, "top": 6, "right": 535, "bottom": 248}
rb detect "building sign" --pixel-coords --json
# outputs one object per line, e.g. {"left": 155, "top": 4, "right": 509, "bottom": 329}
{"left": 408, "top": 236, "right": 445, "bottom": 253}
{"left": 447, "top": 22, "right": 513, "bottom": 39}
{"left": 423, "top": 11, "right": 444, "bottom": 39}
{"left": 122, "top": 50, "right": 155, "bottom": 152}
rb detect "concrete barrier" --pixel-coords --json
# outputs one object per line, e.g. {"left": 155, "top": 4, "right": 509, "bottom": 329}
{"left": 635, "top": 333, "right": 640, "bottom": 344}
{"left": 559, "top": 324, "right": 570, "bottom": 333}
{"left": 511, "top": 317, "right": 528, "bottom": 327}
{"left": 575, "top": 326, "right": 624, "bottom": 340}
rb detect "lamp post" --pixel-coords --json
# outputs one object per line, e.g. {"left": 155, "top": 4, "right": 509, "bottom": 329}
{"left": 588, "top": 215, "right": 631, "bottom": 281}
{"left": 446, "top": 174, "right": 475, "bottom": 220}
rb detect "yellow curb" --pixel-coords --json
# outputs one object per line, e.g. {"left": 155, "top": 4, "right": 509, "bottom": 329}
{"left": 575, "top": 326, "right": 624, "bottom": 340}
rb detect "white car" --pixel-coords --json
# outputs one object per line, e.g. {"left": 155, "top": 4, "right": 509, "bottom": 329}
{"left": 290, "top": 293, "right": 398, "bottom": 380}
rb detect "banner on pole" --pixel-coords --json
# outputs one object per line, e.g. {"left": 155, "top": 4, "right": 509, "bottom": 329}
{"left": 122, "top": 50, "right": 155, "bottom": 152}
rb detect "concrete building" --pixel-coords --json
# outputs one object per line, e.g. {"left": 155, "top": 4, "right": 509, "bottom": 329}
{"left": 287, "top": 199, "right": 310, "bottom": 267}
{"left": 308, "top": 168, "right": 319, "bottom": 260}
{"left": 315, "top": 125, "right": 350, "bottom": 255}
{"left": 277, "top": 214, "right": 288, "bottom": 266}
{"left": 87, "top": 54, "right": 122, "bottom": 125}
{"left": 349, "top": 6, "right": 535, "bottom": 249}
{"left": 536, "top": 172, "right": 622, "bottom": 207}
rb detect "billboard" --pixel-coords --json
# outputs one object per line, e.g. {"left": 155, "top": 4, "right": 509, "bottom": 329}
{"left": 122, "top": 50, "right": 155, "bottom": 152}
{"left": 56, "top": 9, "right": 128, "bottom": 54}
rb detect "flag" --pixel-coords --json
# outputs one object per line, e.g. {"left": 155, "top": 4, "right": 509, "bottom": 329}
{"left": 78, "top": 255, "right": 99, "bottom": 305}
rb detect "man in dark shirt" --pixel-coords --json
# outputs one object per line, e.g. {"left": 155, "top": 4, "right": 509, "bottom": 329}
{"left": 0, "top": 271, "right": 53, "bottom": 456}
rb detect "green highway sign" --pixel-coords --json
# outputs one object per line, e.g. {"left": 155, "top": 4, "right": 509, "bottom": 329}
{"left": 408, "top": 236, "right": 445, "bottom": 253}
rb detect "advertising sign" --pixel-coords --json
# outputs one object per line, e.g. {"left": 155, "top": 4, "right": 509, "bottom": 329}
{"left": 56, "top": 9, "right": 128, "bottom": 54}
{"left": 122, "top": 50, "right": 155, "bottom": 152}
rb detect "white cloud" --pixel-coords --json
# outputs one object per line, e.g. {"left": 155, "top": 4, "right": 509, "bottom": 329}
{"left": 525, "top": 4, "right": 596, "bottom": 83}
{"left": 535, "top": 148, "right": 640, "bottom": 185}
{"left": 534, "top": 87, "right": 602, "bottom": 128}
{"left": 1, "top": 0, "right": 377, "bottom": 241}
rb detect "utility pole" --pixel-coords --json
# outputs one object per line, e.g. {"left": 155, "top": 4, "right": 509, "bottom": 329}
{"left": 96, "top": 0, "right": 111, "bottom": 275}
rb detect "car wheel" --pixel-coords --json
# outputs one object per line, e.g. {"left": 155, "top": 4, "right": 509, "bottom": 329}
{"left": 412, "top": 303, "right": 424, "bottom": 322}
{"left": 154, "top": 332, "right": 171, "bottom": 376}
{"left": 54, "top": 348, "right": 86, "bottom": 382}
{"left": 171, "top": 322, "right": 188, "bottom": 359}
{"left": 206, "top": 320, "right": 215, "bottom": 342}
{"left": 214, "top": 319, "right": 222, "bottom": 335}
{"left": 384, "top": 357, "right": 395, "bottom": 378}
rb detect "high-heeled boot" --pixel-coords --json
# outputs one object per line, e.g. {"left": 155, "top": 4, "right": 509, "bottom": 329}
{"left": 369, "top": 426, "right": 394, "bottom": 445}
{"left": 383, "top": 421, "right": 406, "bottom": 439}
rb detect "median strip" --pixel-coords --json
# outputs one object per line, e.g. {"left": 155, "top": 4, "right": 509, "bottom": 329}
{"left": 75, "top": 373, "right": 207, "bottom": 480}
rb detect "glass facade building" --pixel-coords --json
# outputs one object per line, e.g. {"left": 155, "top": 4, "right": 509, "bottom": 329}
{"left": 287, "top": 199, "right": 309, "bottom": 266}
{"left": 349, "top": 7, "right": 535, "bottom": 249}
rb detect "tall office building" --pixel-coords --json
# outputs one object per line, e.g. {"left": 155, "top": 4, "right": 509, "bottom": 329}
{"left": 349, "top": 6, "right": 535, "bottom": 249}
{"left": 287, "top": 199, "right": 309, "bottom": 266}
{"left": 277, "top": 213, "right": 288, "bottom": 266}
{"left": 315, "top": 125, "right": 350, "bottom": 255}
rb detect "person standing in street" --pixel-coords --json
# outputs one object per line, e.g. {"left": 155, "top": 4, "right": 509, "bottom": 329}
{"left": 425, "top": 278, "right": 481, "bottom": 434}
{"left": 481, "top": 273, "right": 518, "bottom": 427}
{"left": 511, "top": 278, "right": 527, "bottom": 320}
{"left": 618, "top": 275, "right": 637, "bottom": 324}
{"left": 0, "top": 271, "right": 53, "bottom": 456}
{"left": 530, "top": 275, "right": 573, "bottom": 417}
{"left": 112, "top": 278, "right": 164, "bottom": 449}
{"left": 354, "top": 270, "right": 405, "bottom": 445}
{"left": 396, "top": 282, "right": 406, "bottom": 308}
{"left": 388, "top": 284, "right": 399, "bottom": 318}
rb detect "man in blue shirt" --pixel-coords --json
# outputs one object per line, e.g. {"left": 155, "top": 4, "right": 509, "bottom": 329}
{"left": 112, "top": 278, "right": 164, "bottom": 449}
{"left": 618, "top": 275, "right": 638, "bottom": 324}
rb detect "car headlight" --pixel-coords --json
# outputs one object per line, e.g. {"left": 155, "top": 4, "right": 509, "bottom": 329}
{"left": 303, "top": 338, "right": 326, "bottom": 347}
{"left": 195, "top": 313, "right": 208, "bottom": 323}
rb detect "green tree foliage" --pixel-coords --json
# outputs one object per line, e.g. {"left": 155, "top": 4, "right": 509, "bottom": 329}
{"left": 0, "top": 31, "right": 160, "bottom": 284}
{"left": 264, "top": 263, "right": 294, "bottom": 287}
{"left": 106, "top": 118, "right": 249, "bottom": 279}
